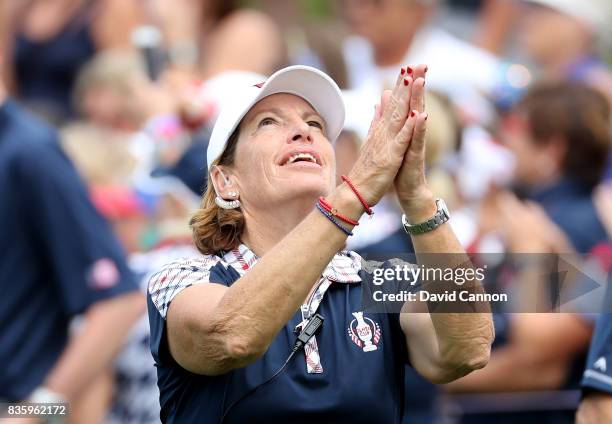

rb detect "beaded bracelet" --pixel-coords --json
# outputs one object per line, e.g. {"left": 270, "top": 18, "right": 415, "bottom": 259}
{"left": 341, "top": 175, "right": 374, "bottom": 215}
{"left": 315, "top": 203, "right": 353, "bottom": 236}
{"left": 318, "top": 197, "right": 359, "bottom": 226}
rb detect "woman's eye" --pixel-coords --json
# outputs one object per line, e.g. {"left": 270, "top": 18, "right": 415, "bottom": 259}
{"left": 307, "top": 120, "right": 323, "bottom": 129}
{"left": 259, "top": 117, "right": 276, "bottom": 127}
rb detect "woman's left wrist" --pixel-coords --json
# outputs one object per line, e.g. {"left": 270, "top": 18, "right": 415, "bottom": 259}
{"left": 398, "top": 188, "right": 437, "bottom": 223}
{"left": 328, "top": 184, "right": 366, "bottom": 221}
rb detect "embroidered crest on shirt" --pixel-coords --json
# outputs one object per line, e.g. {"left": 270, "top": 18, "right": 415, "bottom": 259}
{"left": 348, "top": 312, "right": 381, "bottom": 352}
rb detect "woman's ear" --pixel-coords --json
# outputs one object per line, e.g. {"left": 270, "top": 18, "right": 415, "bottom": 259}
{"left": 210, "top": 165, "right": 240, "bottom": 200}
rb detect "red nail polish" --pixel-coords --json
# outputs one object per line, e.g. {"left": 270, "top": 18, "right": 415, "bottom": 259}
{"left": 400, "top": 67, "right": 406, "bottom": 75}
{"left": 407, "top": 66, "right": 413, "bottom": 74}
{"left": 410, "top": 110, "right": 416, "bottom": 117}
{"left": 403, "top": 78, "right": 409, "bottom": 86}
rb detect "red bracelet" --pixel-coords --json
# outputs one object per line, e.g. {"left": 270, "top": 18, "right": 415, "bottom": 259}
{"left": 318, "top": 197, "right": 360, "bottom": 226}
{"left": 341, "top": 175, "right": 374, "bottom": 215}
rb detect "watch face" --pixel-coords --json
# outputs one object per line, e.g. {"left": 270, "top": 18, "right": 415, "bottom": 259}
{"left": 402, "top": 213, "right": 410, "bottom": 227}
{"left": 437, "top": 198, "right": 450, "bottom": 218}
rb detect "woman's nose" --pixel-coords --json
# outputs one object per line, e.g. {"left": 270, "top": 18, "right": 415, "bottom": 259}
{"left": 289, "top": 120, "right": 313, "bottom": 143}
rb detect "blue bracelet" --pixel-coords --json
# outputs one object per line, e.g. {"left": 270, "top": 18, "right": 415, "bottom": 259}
{"left": 316, "top": 203, "right": 353, "bottom": 236}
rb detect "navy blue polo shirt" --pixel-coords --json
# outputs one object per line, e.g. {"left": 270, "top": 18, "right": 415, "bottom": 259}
{"left": 582, "top": 270, "right": 612, "bottom": 395}
{"left": 528, "top": 178, "right": 607, "bottom": 253}
{"left": 0, "top": 100, "right": 137, "bottom": 400}
{"left": 582, "top": 313, "right": 612, "bottom": 394}
{"left": 147, "top": 244, "right": 408, "bottom": 423}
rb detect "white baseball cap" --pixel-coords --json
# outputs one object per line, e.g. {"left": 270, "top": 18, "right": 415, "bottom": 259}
{"left": 206, "top": 65, "right": 345, "bottom": 170}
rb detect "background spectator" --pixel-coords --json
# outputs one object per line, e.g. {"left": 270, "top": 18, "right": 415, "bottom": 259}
{"left": 0, "top": 65, "right": 143, "bottom": 416}
{"left": 444, "top": 81, "right": 610, "bottom": 423}
{"left": 0, "top": 0, "right": 142, "bottom": 124}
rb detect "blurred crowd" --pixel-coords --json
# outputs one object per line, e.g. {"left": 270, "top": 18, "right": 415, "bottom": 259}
{"left": 0, "top": 0, "right": 611, "bottom": 423}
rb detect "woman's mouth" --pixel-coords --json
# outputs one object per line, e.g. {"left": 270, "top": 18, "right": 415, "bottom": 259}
{"left": 280, "top": 151, "right": 322, "bottom": 167}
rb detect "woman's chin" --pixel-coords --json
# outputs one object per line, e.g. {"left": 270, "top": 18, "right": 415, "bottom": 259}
{"left": 278, "top": 178, "right": 330, "bottom": 201}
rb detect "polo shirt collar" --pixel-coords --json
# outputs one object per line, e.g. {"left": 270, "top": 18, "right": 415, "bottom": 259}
{"left": 322, "top": 250, "right": 362, "bottom": 283}
{"left": 222, "top": 243, "right": 362, "bottom": 283}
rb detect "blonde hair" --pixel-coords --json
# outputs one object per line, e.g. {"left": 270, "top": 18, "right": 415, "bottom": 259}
{"left": 60, "top": 123, "right": 137, "bottom": 185}
{"left": 190, "top": 128, "right": 245, "bottom": 254}
{"left": 73, "top": 50, "right": 148, "bottom": 127}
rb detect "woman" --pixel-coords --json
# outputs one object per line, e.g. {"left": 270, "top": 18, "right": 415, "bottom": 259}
{"left": 147, "top": 65, "right": 494, "bottom": 423}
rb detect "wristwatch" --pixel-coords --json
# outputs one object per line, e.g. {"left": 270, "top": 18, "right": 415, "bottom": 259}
{"left": 401, "top": 198, "right": 450, "bottom": 235}
{"left": 29, "top": 387, "right": 68, "bottom": 424}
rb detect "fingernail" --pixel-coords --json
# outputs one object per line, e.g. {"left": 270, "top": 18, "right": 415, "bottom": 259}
{"left": 410, "top": 110, "right": 416, "bottom": 117}
{"left": 400, "top": 67, "right": 406, "bottom": 75}
{"left": 407, "top": 66, "right": 413, "bottom": 74}
{"left": 424, "top": 66, "right": 428, "bottom": 73}
{"left": 403, "top": 79, "right": 409, "bottom": 86}
{"left": 423, "top": 80, "right": 426, "bottom": 87}
{"left": 424, "top": 113, "right": 428, "bottom": 121}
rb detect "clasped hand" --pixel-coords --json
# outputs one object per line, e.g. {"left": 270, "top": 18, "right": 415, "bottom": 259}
{"left": 348, "top": 64, "right": 434, "bottom": 220}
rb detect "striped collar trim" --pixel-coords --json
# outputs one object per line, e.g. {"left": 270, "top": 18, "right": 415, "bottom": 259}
{"left": 222, "top": 243, "right": 362, "bottom": 283}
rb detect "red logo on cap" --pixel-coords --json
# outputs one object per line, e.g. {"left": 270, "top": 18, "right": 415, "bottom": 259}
{"left": 253, "top": 82, "right": 265, "bottom": 88}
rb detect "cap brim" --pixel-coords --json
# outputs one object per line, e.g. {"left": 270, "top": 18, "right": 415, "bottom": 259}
{"left": 256, "top": 66, "right": 345, "bottom": 143}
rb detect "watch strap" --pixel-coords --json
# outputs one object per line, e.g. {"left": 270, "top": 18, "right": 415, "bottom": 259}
{"left": 401, "top": 199, "right": 450, "bottom": 235}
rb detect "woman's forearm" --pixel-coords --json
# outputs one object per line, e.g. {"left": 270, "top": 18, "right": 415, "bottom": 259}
{"left": 401, "top": 195, "right": 494, "bottom": 376}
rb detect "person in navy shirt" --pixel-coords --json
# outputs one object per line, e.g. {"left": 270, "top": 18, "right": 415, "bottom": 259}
{"left": 0, "top": 78, "right": 143, "bottom": 406}
{"left": 147, "top": 65, "right": 494, "bottom": 423}
{"left": 577, "top": 190, "right": 612, "bottom": 423}
{"left": 502, "top": 82, "right": 610, "bottom": 253}
{"left": 445, "top": 81, "right": 610, "bottom": 424}
{"left": 578, "top": 286, "right": 612, "bottom": 424}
